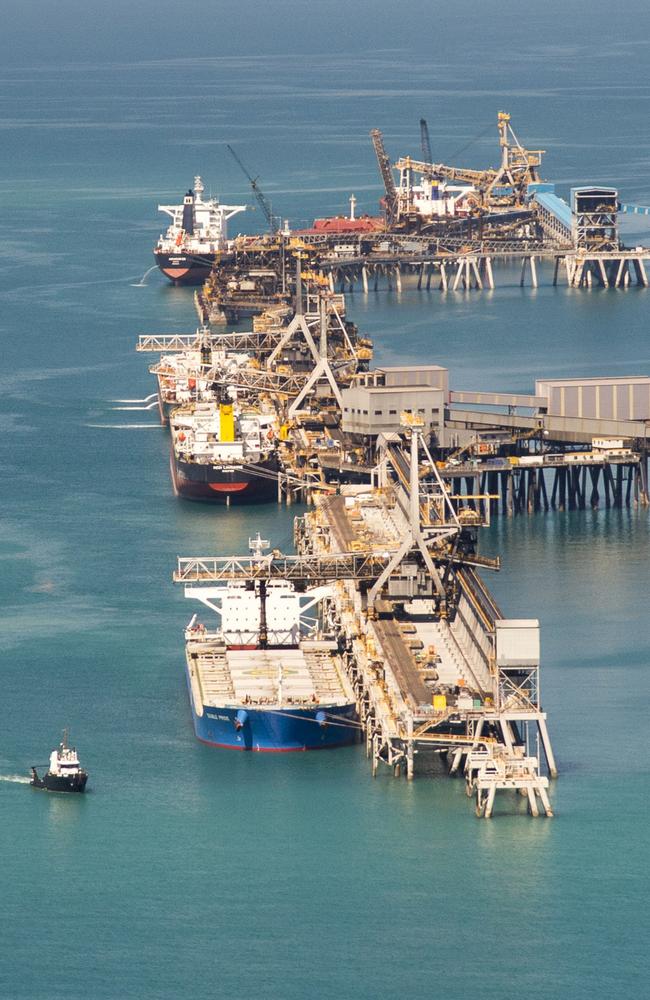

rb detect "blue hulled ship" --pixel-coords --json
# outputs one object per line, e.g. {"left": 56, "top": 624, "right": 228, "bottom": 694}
{"left": 182, "top": 537, "right": 359, "bottom": 752}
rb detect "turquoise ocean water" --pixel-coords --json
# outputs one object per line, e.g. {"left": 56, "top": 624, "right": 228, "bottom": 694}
{"left": 1, "top": 4, "right": 649, "bottom": 998}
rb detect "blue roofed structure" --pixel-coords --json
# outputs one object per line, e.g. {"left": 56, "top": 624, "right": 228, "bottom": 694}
{"left": 531, "top": 190, "right": 573, "bottom": 244}
{"left": 534, "top": 192, "right": 572, "bottom": 231}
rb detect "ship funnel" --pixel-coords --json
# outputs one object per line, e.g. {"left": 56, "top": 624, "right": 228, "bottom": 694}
{"left": 219, "top": 402, "right": 235, "bottom": 443}
{"left": 182, "top": 191, "right": 195, "bottom": 236}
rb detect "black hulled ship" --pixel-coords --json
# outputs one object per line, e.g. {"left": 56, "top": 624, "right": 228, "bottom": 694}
{"left": 30, "top": 731, "right": 88, "bottom": 794}
{"left": 170, "top": 397, "right": 280, "bottom": 503}
{"left": 154, "top": 177, "right": 246, "bottom": 285}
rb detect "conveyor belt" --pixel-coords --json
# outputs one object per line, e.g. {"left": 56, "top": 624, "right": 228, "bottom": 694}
{"left": 373, "top": 619, "right": 432, "bottom": 710}
{"left": 320, "top": 495, "right": 359, "bottom": 550}
{"left": 457, "top": 566, "right": 502, "bottom": 629}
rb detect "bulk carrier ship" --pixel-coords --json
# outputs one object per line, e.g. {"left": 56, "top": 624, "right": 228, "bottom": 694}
{"left": 154, "top": 177, "right": 246, "bottom": 285}
{"left": 169, "top": 396, "right": 279, "bottom": 502}
{"left": 182, "top": 537, "right": 358, "bottom": 750}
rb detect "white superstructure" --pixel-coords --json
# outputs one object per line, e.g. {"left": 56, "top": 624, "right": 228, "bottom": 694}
{"left": 396, "top": 168, "right": 476, "bottom": 220}
{"left": 48, "top": 734, "right": 83, "bottom": 777}
{"left": 152, "top": 349, "right": 250, "bottom": 408}
{"left": 170, "top": 401, "right": 277, "bottom": 467}
{"left": 157, "top": 176, "right": 247, "bottom": 253}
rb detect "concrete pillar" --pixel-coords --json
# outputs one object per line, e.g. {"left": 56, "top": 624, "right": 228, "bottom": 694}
{"left": 449, "top": 747, "right": 464, "bottom": 774}
{"left": 634, "top": 258, "right": 649, "bottom": 286}
{"left": 538, "top": 716, "right": 558, "bottom": 778}
{"left": 565, "top": 257, "right": 575, "bottom": 285}
{"left": 614, "top": 258, "right": 625, "bottom": 288}
{"left": 484, "top": 256, "right": 494, "bottom": 289}
{"left": 520, "top": 257, "right": 528, "bottom": 287}
{"left": 598, "top": 259, "right": 609, "bottom": 287}
{"left": 406, "top": 718, "right": 414, "bottom": 780}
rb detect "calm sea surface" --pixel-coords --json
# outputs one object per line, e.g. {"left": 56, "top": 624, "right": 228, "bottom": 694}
{"left": 1, "top": 6, "right": 649, "bottom": 998}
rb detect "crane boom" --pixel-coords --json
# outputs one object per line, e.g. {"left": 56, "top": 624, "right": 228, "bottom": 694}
{"left": 396, "top": 156, "right": 494, "bottom": 186}
{"left": 226, "top": 144, "right": 277, "bottom": 234}
{"left": 370, "top": 128, "right": 398, "bottom": 226}
{"left": 396, "top": 114, "right": 545, "bottom": 207}
{"left": 420, "top": 118, "right": 433, "bottom": 164}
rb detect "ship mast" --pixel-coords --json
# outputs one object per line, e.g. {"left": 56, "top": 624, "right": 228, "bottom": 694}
{"left": 249, "top": 534, "right": 271, "bottom": 648}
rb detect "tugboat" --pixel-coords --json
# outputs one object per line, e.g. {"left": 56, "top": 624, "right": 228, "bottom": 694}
{"left": 30, "top": 731, "right": 88, "bottom": 793}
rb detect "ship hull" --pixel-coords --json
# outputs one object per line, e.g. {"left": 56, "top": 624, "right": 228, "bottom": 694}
{"left": 186, "top": 680, "right": 358, "bottom": 752}
{"left": 171, "top": 450, "right": 278, "bottom": 503}
{"left": 30, "top": 769, "right": 88, "bottom": 793}
{"left": 154, "top": 250, "right": 216, "bottom": 286}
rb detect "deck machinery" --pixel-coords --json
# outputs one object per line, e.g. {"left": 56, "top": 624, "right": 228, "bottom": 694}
{"left": 175, "top": 416, "right": 555, "bottom": 818}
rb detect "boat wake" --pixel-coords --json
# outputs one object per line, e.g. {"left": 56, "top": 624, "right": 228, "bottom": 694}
{"left": 0, "top": 774, "right": 31, "bottom": 784}
{"left": 85, "top": 423, "right": 160, "bottom": 429}
{"left": 111, "top": 394, "right": 158, "bottom": 403}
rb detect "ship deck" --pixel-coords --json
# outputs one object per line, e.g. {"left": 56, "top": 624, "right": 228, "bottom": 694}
{"left": 186, "top": 638, "right": 354, "bottom": 709}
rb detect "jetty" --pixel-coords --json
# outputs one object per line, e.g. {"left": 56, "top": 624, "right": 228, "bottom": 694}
{"left": 133, "top": 112, "right": 650, "bottom": 815}
{"left": 175, "top": 416, "right": 555, "bottom": 817}
{"left": 137, "top": 297, "right": 650, "bottom": 519}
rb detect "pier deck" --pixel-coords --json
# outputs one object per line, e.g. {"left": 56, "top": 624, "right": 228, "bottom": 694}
{"left": 292, "top": 436, "right": 556, "bottom": 815}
